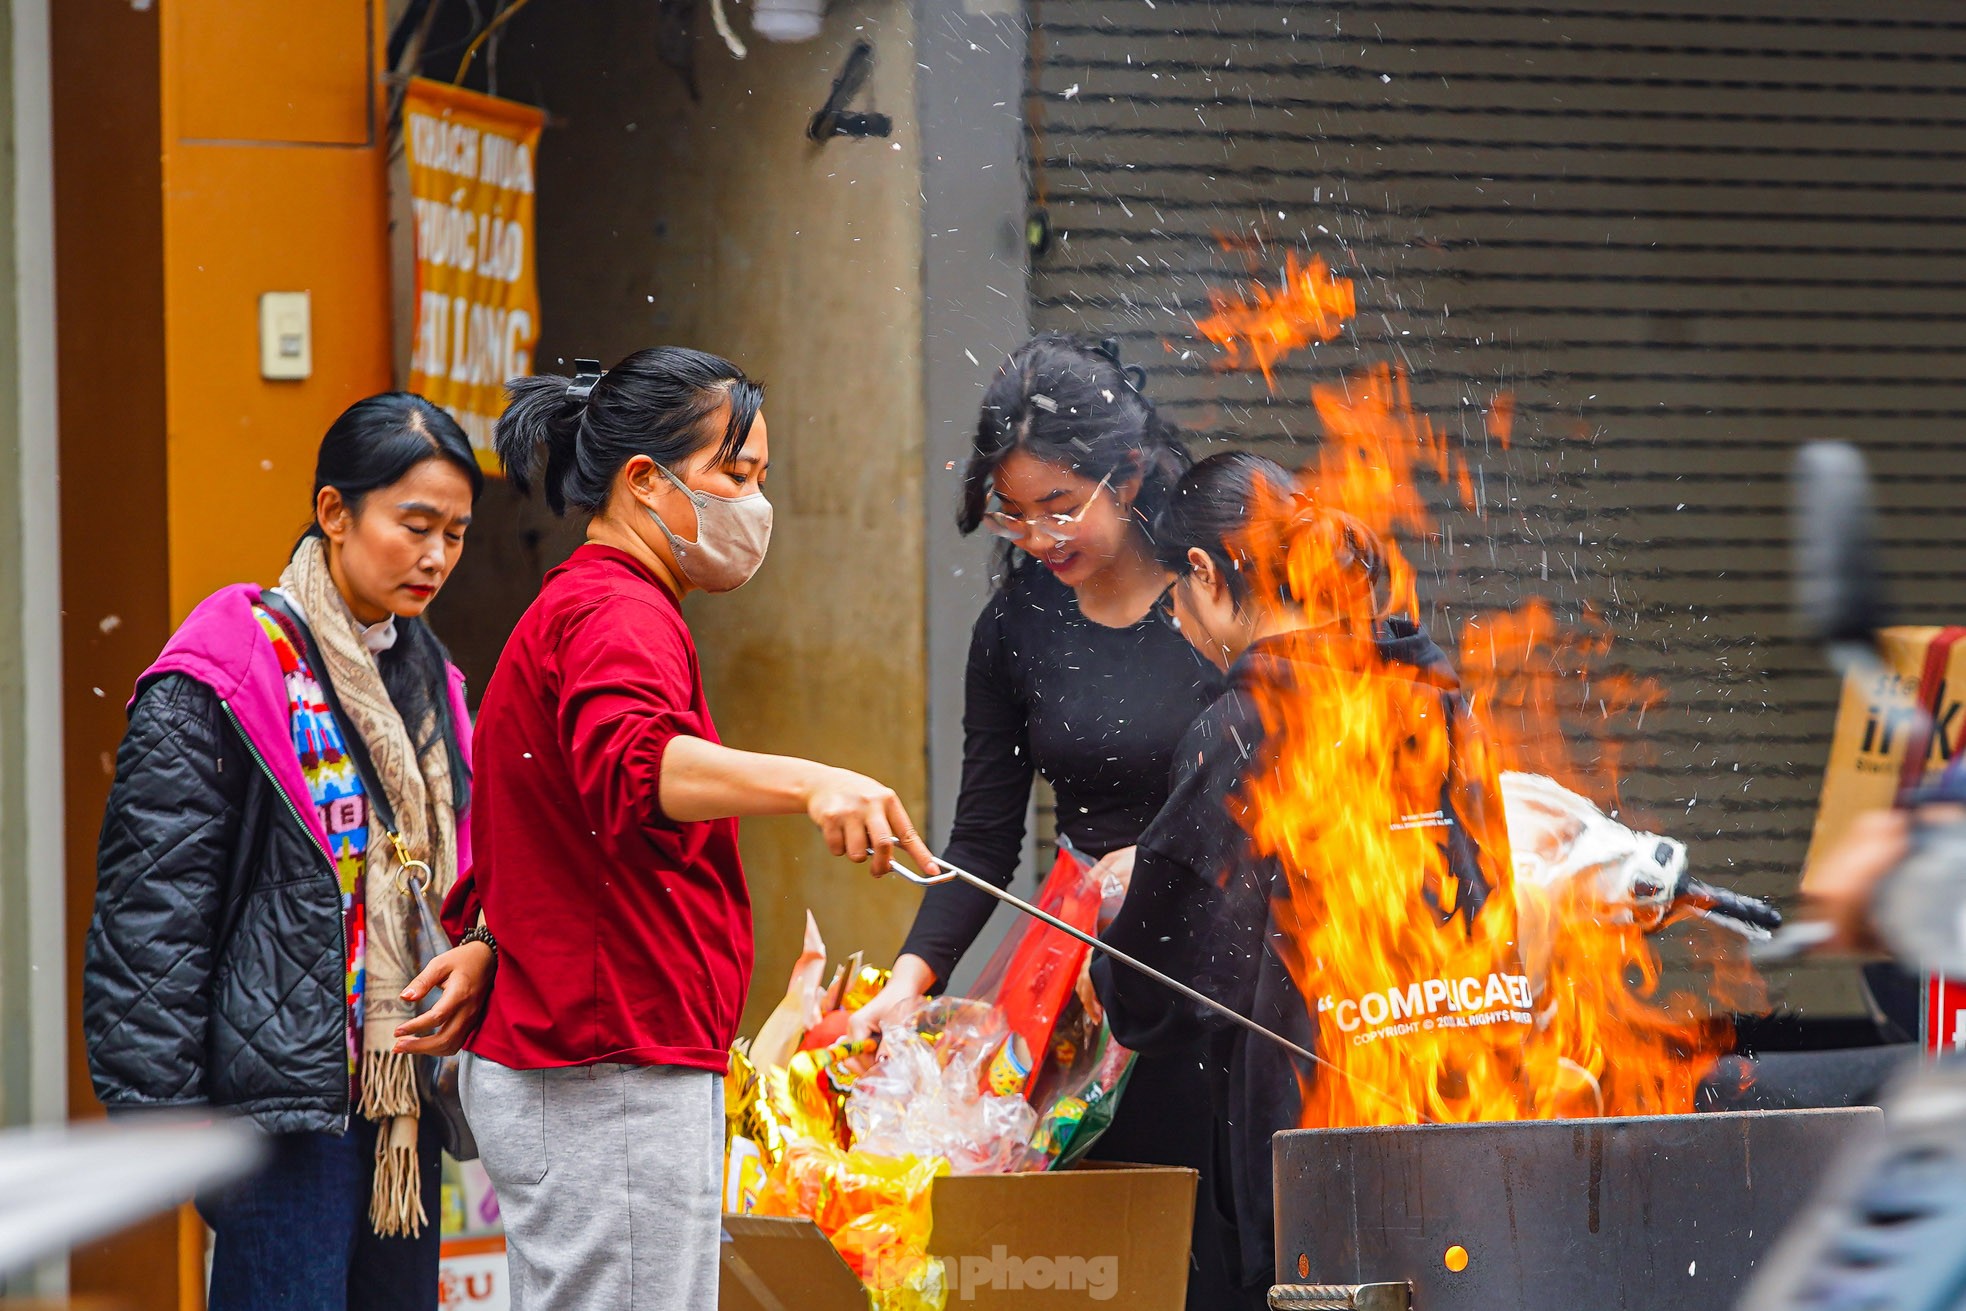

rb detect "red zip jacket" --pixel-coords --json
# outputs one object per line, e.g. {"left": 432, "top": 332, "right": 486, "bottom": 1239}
{"left": 447, "top": 543, "right": 752, "bottom": 1072}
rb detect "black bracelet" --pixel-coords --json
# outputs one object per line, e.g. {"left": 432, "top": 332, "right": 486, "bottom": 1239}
{"left": 461, "top": 924, "right": 498, "bottom": 964}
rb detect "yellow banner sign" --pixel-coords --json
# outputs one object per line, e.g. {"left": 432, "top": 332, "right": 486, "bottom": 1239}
{"left": 404, "top": 78, "right": 544, "bottom": 472}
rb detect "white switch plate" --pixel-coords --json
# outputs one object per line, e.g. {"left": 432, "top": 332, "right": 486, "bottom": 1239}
{"left": 258, "top": 291, "right": 312, "bottom": 380}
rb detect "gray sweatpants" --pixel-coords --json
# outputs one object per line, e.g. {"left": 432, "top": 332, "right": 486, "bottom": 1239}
{"left": 460, "top": 1054, "right": 724, "bottom": 1310}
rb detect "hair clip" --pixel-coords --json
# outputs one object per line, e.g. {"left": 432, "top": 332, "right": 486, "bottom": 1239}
{"left": 1030, "top": 393, "right": 1058, "bottom": 413}
{"left": 567, "top": 358, "right": 605, "bottom": 404}
{"left": 1090, "top": 337, "right": 1147, "bottom": 395}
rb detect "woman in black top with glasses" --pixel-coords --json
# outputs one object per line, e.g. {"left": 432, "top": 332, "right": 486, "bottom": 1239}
{"left": 851, "top": 333, "right": 1231, "bottom": 1308}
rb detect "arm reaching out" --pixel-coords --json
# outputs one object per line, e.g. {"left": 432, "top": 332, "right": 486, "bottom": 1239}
{"left": 557, "top": 597, "right": 936, "bottom": 877}
{"left": 659, "top": 736, "right": 937, "bottom": 876}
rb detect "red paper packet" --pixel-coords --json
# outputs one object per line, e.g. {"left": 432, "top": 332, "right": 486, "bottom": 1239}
{"left": 967, "top": 846, "right": 1103, "bottom": 1102}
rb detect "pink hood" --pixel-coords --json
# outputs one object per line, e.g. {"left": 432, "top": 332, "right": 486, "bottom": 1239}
{"left": 134, "top": 583, "right": 474, "bottom": 869}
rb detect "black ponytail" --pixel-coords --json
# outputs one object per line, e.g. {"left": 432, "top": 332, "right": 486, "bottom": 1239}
{"left": 496, "top": 346, "right": 764, "bottom": 517}
{"left": 306, "top": 393, "right": 483, "bottom": 806}
{"left": 1154, "top": 450, "right": 1392, "bottom": 616}
{"left": 959, "top": 333, "right": 1192, "bottom": 578}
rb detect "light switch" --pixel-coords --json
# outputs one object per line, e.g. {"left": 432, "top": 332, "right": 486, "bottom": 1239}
{"left": 259, "top": 291, "right": 312, "bottom": 380}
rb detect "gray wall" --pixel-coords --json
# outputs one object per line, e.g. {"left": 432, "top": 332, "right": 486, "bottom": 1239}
{"left": 1019, "top": 0, "right": 1966, "bottom": 1016}
{"left": 0, "top": 0, "right": 64, "bottom": 1131}
{"left": 917, "top": 0, "right": 1033, "bottom": 988}
{"left": 0, "top": 0, "right": 70, "bottom": 1294}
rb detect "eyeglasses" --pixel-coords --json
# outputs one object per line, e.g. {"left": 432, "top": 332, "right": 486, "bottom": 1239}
{"left": 983, "top": 475, "right": 1112, "bottom": 544}
{"left": 1151, "top": 581, "right": 1180, "bottom": 632}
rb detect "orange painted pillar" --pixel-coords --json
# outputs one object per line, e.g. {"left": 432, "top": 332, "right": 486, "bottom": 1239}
{"left": 159, "top": 0, "right": 396, "bottom": 616}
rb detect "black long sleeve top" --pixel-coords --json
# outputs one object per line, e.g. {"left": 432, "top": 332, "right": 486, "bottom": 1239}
{"left": 1093, "top": 620, "right": 1507, "bottom": 1288}
{"left": 898, "top": 562, "right": 1221, "bottom": 983}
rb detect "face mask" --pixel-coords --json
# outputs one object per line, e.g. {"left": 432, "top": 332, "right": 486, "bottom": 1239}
{"left": 643, "top": 463, "right": 774, "bottom": 592}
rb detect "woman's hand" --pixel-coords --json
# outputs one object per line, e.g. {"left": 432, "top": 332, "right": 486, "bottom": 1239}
{"left": 392, "top": 940, "right": 496, "bottom": 1056}
{"left": 800, "top": 766, "right": 940, "bottom": 878}
{"left": 1801, "top": 809, "right": 1912, "bottom": 954}
{"left": 1075, "top": 952, "right": 1105, "bottom": 1025}
{"left": 848, "top": 954, "right": 937, "bottom": 1041}
{"left": 1799, "top": 803, "right": 1966, "bottom": 953}
{"left": 1088, "top": 845, "right": 1137, "bottom": 897}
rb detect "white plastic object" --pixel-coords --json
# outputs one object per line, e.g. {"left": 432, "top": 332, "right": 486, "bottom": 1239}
{"left": 751, "top": 0, "right": 825, "bottom": 42}
{"left": 845, "top": 996, "right": 1038, "bottom": 1174}
{"left": 258, "top": 291, "right": 312, "bottom": 380}
{"left": 1500, "top": 771, "right": 1687, "bottom": 929}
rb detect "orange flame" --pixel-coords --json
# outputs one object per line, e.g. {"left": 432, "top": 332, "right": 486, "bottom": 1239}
{"left": 1193, "top": 252, "right": 1356, "bottom": 387}
{"left": 1456, "top": 601, "right": 1665, "bottom": 816}
{"left": 1485, "top": 391, "right": 1516, "bottom": 451}
{"left": 1197, "top": 255, "right": 1757, "bottom": 1126}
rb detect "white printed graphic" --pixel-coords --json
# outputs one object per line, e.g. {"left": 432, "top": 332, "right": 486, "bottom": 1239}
{"left": 1319, "top": 972, "right": 1535, "bottom": 1046}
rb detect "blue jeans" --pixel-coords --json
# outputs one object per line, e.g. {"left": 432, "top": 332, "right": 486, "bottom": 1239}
{"left": 196, "top": 1116, "right": 442, "bottom": 1311}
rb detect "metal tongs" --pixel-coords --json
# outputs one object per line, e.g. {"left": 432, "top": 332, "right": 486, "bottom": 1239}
{"left": 888, "top": 857, "right": 1442, "bottom": 1122}
{"left": 888, "top": 856, "right": 1322, "bottom": 1067}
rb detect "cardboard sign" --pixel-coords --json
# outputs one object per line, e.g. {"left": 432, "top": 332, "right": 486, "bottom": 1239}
{"left": 438, "top": 1236, "right": 510, "bottom": 1310}
{"left": 1805, "top": 626, "right": 1966, "bottom": 1059}
{"left": 402, "top": 78, "right": 544, "bottom": 472}
{"left": 1804, "top": 626, "right": 1966, "bottom": 871}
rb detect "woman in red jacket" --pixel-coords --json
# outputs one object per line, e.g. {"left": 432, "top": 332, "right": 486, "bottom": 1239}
{"left": 448, "top": 347, "right": 936, "bottom": 1310}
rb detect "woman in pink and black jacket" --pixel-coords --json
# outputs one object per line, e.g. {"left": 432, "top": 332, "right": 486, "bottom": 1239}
{"left": 85, "top": 393, "right": 492, "bottom": 1311}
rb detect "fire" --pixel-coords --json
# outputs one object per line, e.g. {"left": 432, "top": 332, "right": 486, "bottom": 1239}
{"left": 1193, "top": 252, "right": 1356, "bottom": 388}
{"left": 1457, "top": 601, "right": 1665, "bottom": 816}
{"left": 1196, "top": 255, "right": 1758, "bottom": 1127}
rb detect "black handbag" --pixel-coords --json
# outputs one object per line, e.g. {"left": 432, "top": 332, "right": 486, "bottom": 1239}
{"left": 259, "top": 593, "right": 481, "bottom": 1161}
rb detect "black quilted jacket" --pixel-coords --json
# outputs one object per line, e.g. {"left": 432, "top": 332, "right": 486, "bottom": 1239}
{"left": 85, "top": 672, "right": 352, "bottom": 1132}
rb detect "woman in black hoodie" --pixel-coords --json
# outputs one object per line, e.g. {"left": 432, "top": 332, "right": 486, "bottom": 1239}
{"left": 1092, "top": 452, "right": 1521, "bottom": 1306}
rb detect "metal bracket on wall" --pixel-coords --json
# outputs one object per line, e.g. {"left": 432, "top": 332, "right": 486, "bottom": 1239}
{"left": 808, "top": 41, "right": 892, "bottom": 141}
{"left": 1268, "top": 1284, "right": 1412, "bottom": 1311}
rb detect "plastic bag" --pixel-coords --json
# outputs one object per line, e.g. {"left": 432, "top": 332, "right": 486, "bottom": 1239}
{"left": 847, "top": 997, "right": 1038, "bottom": 1174}
{"left": 771, "top": 1034, "right": 878, "bottom": 1150}
{"left": 754, "top": 1141, "right": 950, "bottom": 1309}
{"left": 966, "top": 846, "right": 1107, "bottom": 1102}
{"left": 963, "top": 843, "right": 1137, "bottom": 1167}
{"left": 1084, "top": 837, "right": 1131, "bottom": 933}
{"left": 1023, "top": 998, "right": 1136, "bottom": 1170}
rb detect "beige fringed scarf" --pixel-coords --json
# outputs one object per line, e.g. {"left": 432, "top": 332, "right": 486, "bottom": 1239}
{"left": 283, "top": 537, "right": 458, "bottom": 1237}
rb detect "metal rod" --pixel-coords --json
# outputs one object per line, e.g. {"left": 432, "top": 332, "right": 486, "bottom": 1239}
{"left": 888, "top": 856, "right": 1431, "bottom": 1123}
{"left": 1267, "top": 1283, "right": 1411, "bottom": 1311}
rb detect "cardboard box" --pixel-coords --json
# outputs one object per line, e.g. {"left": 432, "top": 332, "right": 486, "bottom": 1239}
{"left": 720, "top": 1163, "right": 1197, "bottom": 1309}
{"left": 1805, "top": 625, "right": 1966, "bottom": 1055}
{"left": 1804, "top": 626, "right": 1966, "bottom": 874}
